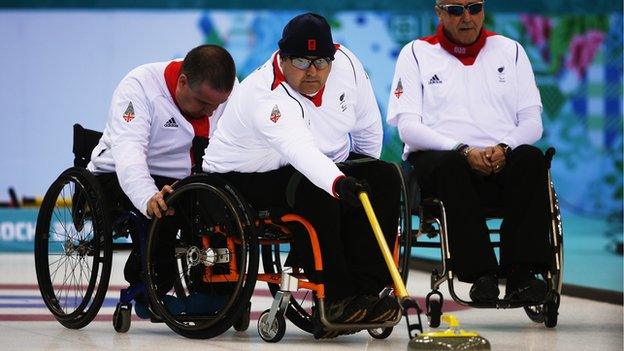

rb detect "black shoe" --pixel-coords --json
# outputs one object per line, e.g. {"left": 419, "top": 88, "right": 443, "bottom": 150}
{"left": 366, "top": 295, "right": 401, "bottom": 322}
{"left": 505, "top": 269, "right": 547, "bottom": 303}
{"left": 469, "top": 275, "right": 500, "bottom": 302}
{"left": 312, "top": 295, "right": 374, "bottom": 339}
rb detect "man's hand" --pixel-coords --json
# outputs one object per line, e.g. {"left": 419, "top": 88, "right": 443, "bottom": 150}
{"left": 335, "top": 176, "right": 370, "bottom": 207}
{"left": 465, "top": 147, "right": 493, "bottom": 175}
{"left": 146, "top": 185, "right": 175, "bottom": 219}
{"left": 484, "top": 145, "right": 506, "bottom": 173}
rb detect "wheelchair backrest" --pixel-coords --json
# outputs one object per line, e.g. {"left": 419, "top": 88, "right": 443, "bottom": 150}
{"left": 191, "top": 136, "right": 209, "bottom": 174}
{"left": 73, "top": 123, "right": 103, "bottom": 168}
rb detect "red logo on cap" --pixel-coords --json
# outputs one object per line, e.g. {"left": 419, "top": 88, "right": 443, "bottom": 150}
{"left": 308, "top": 39, "right": 317, "bottom": 51}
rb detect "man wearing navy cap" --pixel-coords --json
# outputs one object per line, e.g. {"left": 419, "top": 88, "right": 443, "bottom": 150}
{"left": 204, "top": 13, "right": 402, "bottom": 338}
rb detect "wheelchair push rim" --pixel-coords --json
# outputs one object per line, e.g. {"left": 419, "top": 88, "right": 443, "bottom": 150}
{"left": 34, "top": 167, "right": 113, "bottom": 329}
{"left": 145, "top": 178, "right": 259, "bottom": 339}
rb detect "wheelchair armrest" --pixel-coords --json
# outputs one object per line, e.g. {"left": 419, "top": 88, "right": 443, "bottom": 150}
{"left": 544, "top": 147, "right": 556, "bottom": 169}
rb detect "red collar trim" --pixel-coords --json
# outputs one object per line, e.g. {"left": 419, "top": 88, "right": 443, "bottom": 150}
{"left": 433, "top": 24, "right": 496, "bottom": 66}
{"left": 271, "top": 53, "right": 327, "bottom": 107}
{"left": 271, "top": 54, "right": 286, "bottom": 91}
{"left": 164, "top": 60, "right": 182, "bottom": 107}
{"left": 164, "top": 60, "right": 209, "bottom": 138}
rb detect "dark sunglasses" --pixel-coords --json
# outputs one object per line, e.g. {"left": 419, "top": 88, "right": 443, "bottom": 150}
{"left": 437, "top": 2, "right": 484, "bottom": 16}
{"left": 288, "top": 56, "right": 333, "bottom": 70}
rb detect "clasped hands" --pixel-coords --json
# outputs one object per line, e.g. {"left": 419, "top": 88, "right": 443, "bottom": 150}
{"left": 464, "top": 145, "right": 507, "bottom": 175}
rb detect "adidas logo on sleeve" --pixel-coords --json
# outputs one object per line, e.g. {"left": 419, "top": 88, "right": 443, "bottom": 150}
{"left": 428, "top": 75, "right": 443, "bottom": 84}
{"left": 164, "top": 117, "right": 179, "bottom": 128}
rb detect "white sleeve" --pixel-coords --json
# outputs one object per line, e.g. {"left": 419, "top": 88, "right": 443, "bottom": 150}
{"left": 252, "top": 100, "right": 344, "bottom": 196}
{"left": 108, "top": 77, "right": 158, "bottom": 217}
{"left": 500, "top": 43, "right": 543, "bottom": 148}
{"left": 350, "top": 53, "right": 383, "bottom": 158}
{"left": 387, "top": 42, "right": 459, "bottom": 151}
{"left": 397, "top": 113, "right": 459, "bottom": 151}
{"left": 500, "top": 105, "right": 543, "bottom": 149}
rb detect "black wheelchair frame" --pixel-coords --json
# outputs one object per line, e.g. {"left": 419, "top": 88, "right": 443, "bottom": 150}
{"left": 407, "top": 147, "right": 563, "bottom": 328}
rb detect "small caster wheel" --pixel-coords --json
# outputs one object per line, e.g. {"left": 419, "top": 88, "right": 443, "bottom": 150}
{"left": 427, "top": 300, "right": 442, "bottom": 328}
{"left": 233, "top": 301, "right": 251, "bottom": 331}
{"left": 368, "top": 327, "right": 393, "bottom": 339}
{"left": 113, "top": 302, "right": 132, "bottom": 333}
{"left": 257, "top": 309, "right": 286, "bottom": 343}
{"left": 524, "top": 304, "right": 545, "bottom": 323}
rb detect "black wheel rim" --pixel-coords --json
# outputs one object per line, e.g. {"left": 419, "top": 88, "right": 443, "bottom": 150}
{"left": 146, "top": 183, "right": 253, "bottom": 332}
{"left": 35, "top": 170, "right": 110, "bottom": 324}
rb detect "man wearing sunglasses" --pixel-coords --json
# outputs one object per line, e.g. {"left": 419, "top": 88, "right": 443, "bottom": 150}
{"left": 388, "top": 0, "right": 551, "bottom": 305}
{"left": 204, "top": 13, "right": 402, "bottom": 338}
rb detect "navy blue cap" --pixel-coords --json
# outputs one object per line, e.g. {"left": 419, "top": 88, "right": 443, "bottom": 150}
{"left": 278, "top": 13, "right": 336, "bottom": 59}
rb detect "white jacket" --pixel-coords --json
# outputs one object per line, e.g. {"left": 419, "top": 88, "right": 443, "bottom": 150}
{"left": 203, "top": 46, "right": 382, "bottom": 196}
{"left": 88, "top": 60, "right": 230, "bottom": 216}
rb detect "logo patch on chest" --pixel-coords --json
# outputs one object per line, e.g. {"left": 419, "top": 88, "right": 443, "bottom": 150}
{"left": 122, "top": 102, "right": 135, "bottom": 122}
{"left": 428, "top": 75, "right": 442, "bottom": 84}
{"left": 164, "top": 117, "right": 179, "bottom": 128}
{"left": 394, "top": 79, "right": 404, "bottom": 98}
{"left": 498, "top": 66, "right": 506, "bottom": 82}
{"left": 270, "top": 105, "right": 281, "bottom": 123}
{"left": 339, "top": 92, "right": 348, "bottom": 112}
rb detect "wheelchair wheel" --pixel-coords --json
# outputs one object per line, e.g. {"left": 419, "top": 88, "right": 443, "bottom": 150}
{"left": 392, "top": 163, "right": 413, "bottom": 283}
{"left": 258, "top": 309, "right": 286, "bottom": 343}
{"left": 34, "top": 167, "right": 113, "bottom": 329}
{"left": 261, "top": 241, "right": 314, "bottom": 334}
{"left": 543, "top": 295, "right": 559, "bottom": 328}
{"left": 145, "top": 175, "right": 259, "bottom": 339}
{"left": 368, "top": 326, "right": 393, "bottom": 339}
{"left": 233, "top": 301, "right": 251, "bottom": 331}
{"left": 113, "top": 302, "right": 132, "bottom": 333}
{"left": 550, "top": 187, "right": 564, "bottom": 295}
{"left": 524, "top": 304, "right": 545, "bottom": 323}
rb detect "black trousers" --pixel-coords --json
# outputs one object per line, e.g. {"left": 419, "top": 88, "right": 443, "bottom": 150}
{"left": 96, "top": 173, "right": 178, "bottom": 291}
{"left": 221, "top": 158, "right": 401, "bottom": 301}
{"left": 408, "top": 145, "right": 552, "bottom": 282}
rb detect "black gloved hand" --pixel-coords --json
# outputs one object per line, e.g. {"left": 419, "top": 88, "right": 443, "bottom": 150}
{"left": 335, "top": 176, "right": 370, "bottom": 207}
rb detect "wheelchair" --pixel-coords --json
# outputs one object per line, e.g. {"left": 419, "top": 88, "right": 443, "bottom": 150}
{"left": 34, "top": 124, "right": 255, "bottom": 338}
{"left": 146, "top": 161, "right": 416, "bottom": 342}
{"left": 407, "top": 147, "right": 563, "bottom": 329}
{"left": 35, "top": 124, "right": 416, "bottom": 340}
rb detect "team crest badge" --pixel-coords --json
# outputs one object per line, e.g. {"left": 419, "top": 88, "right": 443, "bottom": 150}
{"left": 394, "top": 79, "right": 404, "bottom": 98}
{"left": 122, "top": 102, "right": 135, "bottom": 122}
{"left": 270, "top": 105, "right": 281, "bottom": 123}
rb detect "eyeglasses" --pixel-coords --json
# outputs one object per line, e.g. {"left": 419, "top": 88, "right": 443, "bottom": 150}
{"left": 288, "top": 56, "right": 333, "bottom": 70}
{"left": 437, "top": 2, "right": 484, "bottom": 16}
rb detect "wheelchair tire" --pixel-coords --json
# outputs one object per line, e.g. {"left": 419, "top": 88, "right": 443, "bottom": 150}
{"left": 258, "top": 309, "right": 286, "bottom": 343}
{"left": 427, "top": 300, "right": 442, "bottom": 328}
{"left": 113, "top": 302, "right": 132, "bottom": 333}
{"left": 233, "top": 301, "right": 251, "bottom": 331}
{"left": 524, "top": 304, "right": 545, "bottom": 323}
{"left": 550, "top": 188, "right": 564, "bottom": 295}
{"left": 392, "top": 163, "right": 413, "bottom": 283}
{"left": 145, "top": 175, "right": 259, "bottom": 339}
{"left": 261, "top": 243, "right": 314, "bottom": 334}
{"left": 34, "top": 167, "right": 113, "bottom": 329}
{"left": 368, "top": 326, "right": 393, "bottom": 339}
{"left": 544, "top": 301, "right": 558, "bottom": 328}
